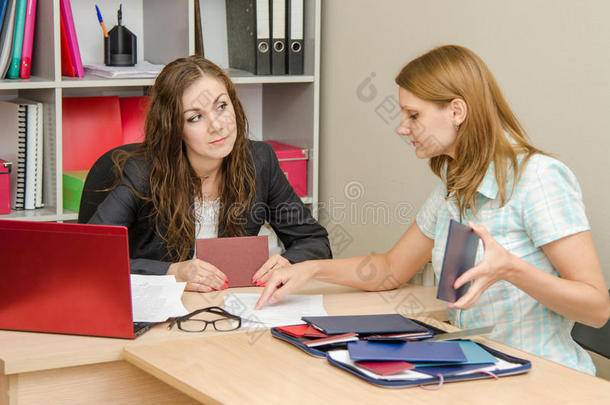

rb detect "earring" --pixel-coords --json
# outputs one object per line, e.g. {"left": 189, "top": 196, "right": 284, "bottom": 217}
{"left": 454, "top": 124, "right": 460, "bottom": 131}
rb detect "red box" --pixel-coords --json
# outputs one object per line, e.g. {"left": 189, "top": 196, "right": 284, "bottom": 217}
{"left": 0, "top": 159, "right": 11, "bottom": 215}
{"left": 264, "top": 141, "right": 308, "bottom": 197}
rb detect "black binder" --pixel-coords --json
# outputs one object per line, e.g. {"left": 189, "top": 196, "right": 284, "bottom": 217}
{"left": 271, "top": 0, "right": 287, "bottom": 74}
{"left": 287, "top": 0, "right": 304, "bottom": 74}
{"left": 226, "top": 0, "right": 271, "bottom": 75}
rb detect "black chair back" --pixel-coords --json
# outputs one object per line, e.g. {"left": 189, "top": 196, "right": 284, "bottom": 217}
{"left": 571, "top": 290, "right": 610, "bottom": 359}
{"left": 77, "top": 143, "right": 141, "bottom": 223}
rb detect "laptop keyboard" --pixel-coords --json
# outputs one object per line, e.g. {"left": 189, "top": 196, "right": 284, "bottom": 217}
{"left": 133, "top": 322, "right": 153, "bottom": 337}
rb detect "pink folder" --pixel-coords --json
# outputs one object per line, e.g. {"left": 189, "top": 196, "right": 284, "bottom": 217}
{"left": 59, "top": 0, "right": 83, "bottom": 77}
{"left": 196, "top": 236, "right": 269, "bottom": 287}
{"left": 18, "top": 0, "right": 35, "bottom": 79}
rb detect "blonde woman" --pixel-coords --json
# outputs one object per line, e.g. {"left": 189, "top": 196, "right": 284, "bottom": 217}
{"left": 256, "top": 45, "right": 610, "bottom": 374}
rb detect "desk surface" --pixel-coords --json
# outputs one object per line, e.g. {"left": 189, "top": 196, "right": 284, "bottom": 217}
{"left": 123, "top": 317, "right": 610, "bottom": 405}
{"left": 0, "top": 282, "right": 446, "bottom": 375}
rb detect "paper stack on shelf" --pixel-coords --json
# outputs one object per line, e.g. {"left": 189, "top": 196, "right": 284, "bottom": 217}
{"left": 83, "top": 61, "right": 164, "bottom": 79}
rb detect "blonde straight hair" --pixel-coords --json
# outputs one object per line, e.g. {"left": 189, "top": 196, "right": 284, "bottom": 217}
{"left": 395, "top": 45, "right": 544, "bottom": 218}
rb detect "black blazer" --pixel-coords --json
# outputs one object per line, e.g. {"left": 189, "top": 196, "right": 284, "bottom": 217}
{"left": 89, "top": 141, "right": 332, "bottom": 275}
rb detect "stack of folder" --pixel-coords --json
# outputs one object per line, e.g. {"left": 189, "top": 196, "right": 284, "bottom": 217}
{"left": 226, "top": 0, "right": 304, "bottom": 75}
{"left": 0, "top": 0, "right": 39, "bottom": 79}
{"left": 270, "top": 314, "right": 532, "bottom": 388}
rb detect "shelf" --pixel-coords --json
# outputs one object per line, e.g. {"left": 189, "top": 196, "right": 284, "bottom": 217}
{"left": 226, "top": 68, "right": 315, "bottom": 84}
{"left": 0, "top": 78, "right": 57, "bottom": 90}
{"left": 60, "top": 76, "right": 156, "bottom": 88}
{"left": 0, "top": 207, "right": 60, "bottom": 222}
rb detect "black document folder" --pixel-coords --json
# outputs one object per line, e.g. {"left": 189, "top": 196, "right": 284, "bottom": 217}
{"left": 271, "top": 0, "right": 287, "bottom": 74}
{"left": 226, "top": 0, "right": 271, "bottom": 75}
{"left": 302, "top": 314, "right": 430, "bottom": 335}
{"left": 436, "top": 219, "right": 481, "bottom": 302}
{"left": 287, "top": 0, "right": 304, "bottom": 74}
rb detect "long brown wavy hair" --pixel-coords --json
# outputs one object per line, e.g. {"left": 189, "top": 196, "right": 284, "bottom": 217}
{"left": 395, "top": 45, "right": 545, "bottom": 218}
{"left": 114, "top": 56, "right": 256, "bottom": 261}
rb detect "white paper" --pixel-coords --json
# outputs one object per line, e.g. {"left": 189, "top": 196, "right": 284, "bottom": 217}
{"left": 130, "top": 274, "right": 188, "bottom": 322}
{"left": 84, "top": 61, "right": 164, "bottom": 78}
{"left": 223, "top": 293, "right": 327, "bottom": 328}
{"left": 327, "top": 350, "right": 431, "bottom": 381}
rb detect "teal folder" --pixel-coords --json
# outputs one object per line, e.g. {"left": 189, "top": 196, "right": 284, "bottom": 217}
{"left": 6, "top": 0, "right": 25, "bottom": 79}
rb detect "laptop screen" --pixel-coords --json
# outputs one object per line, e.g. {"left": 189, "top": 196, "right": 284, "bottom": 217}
{"left": 0, "top": 220, "right": 137, "bottom": 339}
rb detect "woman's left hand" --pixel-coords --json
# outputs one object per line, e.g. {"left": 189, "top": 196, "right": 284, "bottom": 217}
{"left": 251, "top": 254, "right": 291, "bottom": 286}
{"left": 449, "top": 222, "right": 516, "bottom": 310}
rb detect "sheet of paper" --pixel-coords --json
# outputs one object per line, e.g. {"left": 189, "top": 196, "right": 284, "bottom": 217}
{"left": 130, "top": 274, "right": 188, "bottom": 322}
{"left": 223, "top": 293, "right": 327, "bottom": 328}
{"left": 83, "top": 61, "right": 164, "bottom": 78}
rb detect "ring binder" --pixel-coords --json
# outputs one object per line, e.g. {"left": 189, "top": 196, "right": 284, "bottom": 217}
{"left": 287, "top": 0, "right": 304, "bottom": 74}
{"left": 226, "top": 0, "right": 271, "bottom": 75}
{"left": 271, "top": 0, "right": 287, "bottom": 75}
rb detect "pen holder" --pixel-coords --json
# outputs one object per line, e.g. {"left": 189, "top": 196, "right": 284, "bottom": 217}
{"left": 104, "top": 24, "right": 137, "bottom": 66}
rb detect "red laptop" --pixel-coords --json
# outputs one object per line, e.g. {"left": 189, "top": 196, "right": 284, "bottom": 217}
{"left": 0, "top": 220, "right": 150, "bottom": 339}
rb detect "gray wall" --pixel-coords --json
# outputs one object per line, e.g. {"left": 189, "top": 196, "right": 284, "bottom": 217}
{"left": 319, "top": 0, "right": 610, "bottom": 285}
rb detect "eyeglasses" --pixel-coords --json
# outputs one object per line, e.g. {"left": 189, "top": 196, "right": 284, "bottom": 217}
{"left": 167, "top": 306, "right": 242, "bottom": 332}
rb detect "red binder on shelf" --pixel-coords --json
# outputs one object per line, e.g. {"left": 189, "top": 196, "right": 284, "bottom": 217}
{"left": 120, "top": 96, "right": 150, "bottom": 144}
{"left": 59, "top": 0, "right": 83, "bottom": 77}
{"left": 18, "top": 0, "right": 35, "bottom": 79}
{"left": 62, "top": 96, "right": 123, "bottom": 171}
{"left": 59, "top": 12, "right": 75, "bottom": 77}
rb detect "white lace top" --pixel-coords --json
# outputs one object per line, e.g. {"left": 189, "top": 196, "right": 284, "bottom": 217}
{"left": 193, "top": 198, "right": 220, "bottom": 257}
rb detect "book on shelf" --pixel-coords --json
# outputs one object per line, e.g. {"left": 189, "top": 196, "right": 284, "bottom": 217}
{"left": 0, "top": 98, "right": 43, "bottom": 210}
{"left": 59, "top": 0, "right": 83, "bottom": 77}
{"left": 5, "top": 0, "right": 25, "bottom": 79}
{"left": 0, "top": 0, "right": 10, "bottom": 47}
{"left": 59, "top": 11, "right": 75, "bottom": 77}
{"left": 0, "top": 0, "right": 17, "bottom": 78}
{"left": 18, "top": 0, "right": 36, "bottom": 79}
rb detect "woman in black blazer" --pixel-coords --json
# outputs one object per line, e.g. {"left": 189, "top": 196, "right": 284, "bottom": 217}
{"left": 89, "top": 56, "right": 331, "bottom": 292}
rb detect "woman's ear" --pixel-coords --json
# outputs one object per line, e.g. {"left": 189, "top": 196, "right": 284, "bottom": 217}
{"left": 450, "top": 98, "right": 468, "bottom": 126}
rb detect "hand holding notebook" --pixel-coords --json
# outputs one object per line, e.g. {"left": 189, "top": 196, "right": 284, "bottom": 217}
{"left": 437, "top": 219, "right": 481, "bottom": 302}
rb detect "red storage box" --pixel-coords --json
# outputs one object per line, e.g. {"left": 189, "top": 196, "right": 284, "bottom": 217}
{"left": 0, "top": 159, "right": 11, "bottom": 215}
{"left": 264, "top": 141, "right": 308, "bottom": 197}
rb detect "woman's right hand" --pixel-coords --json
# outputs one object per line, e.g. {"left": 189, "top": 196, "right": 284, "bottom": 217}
{"left": 255, "top": 261, "right": 318, "bottom": 309}
{"left": 167, "top": 259, "right": 228, "bottom": 292}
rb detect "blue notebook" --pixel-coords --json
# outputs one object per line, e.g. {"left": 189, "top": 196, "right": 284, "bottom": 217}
{"left": 301, "top": 314, "right": 430, "bottom": 335}
{"left": 347, "top": 340, "right": 467, "bottom": 363}
{"left": 437, "top": 219, "right": 481, "bottom": 302}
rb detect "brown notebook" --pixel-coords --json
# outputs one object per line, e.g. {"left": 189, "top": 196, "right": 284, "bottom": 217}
{"left": 196, "top": 236, "right": 269, "bottom": 287}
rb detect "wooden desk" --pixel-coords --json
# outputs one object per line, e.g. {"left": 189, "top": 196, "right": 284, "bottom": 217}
{"left": 0, "top": 283, "right": 446, "bottom": 405}
{"left": 124, "top": 317, "right": 610, "bottom": 405}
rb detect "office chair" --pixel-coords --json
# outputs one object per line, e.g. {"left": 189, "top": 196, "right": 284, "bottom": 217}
{"left": 571, "top": 289, "right": 610, "bottom": 360}
{"left": 77, "top": 143, "right": 140, "bottom": 224}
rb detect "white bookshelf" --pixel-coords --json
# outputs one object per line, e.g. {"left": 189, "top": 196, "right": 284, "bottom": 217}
{"left": 0, "top": 0, "right": 321, "bottom": 222}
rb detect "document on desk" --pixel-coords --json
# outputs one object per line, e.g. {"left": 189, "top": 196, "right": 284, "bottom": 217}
{"left": 223, "top": 293, "right": 327, "bottom": 328}
{"left": 130, "top": 275, "right": 189, "bottom": 322}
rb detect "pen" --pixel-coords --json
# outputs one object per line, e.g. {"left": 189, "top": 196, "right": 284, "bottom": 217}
{"left": 95, "top": 5, "right": 108, "bottom": 37}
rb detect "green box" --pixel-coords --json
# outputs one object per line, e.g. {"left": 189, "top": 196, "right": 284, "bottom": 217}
{"left": 63, "top": 170, "right": 89, "bottom": 213}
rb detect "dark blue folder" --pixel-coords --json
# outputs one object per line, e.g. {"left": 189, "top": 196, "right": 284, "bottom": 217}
{"left": 347, "top": 340, "right": 467, "bottom": 363}
{"left": 301, "top": 314, "right": 430, "bottom": 335}
{"left": 437, "top": 219, "right": 481, "bottom": 302}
